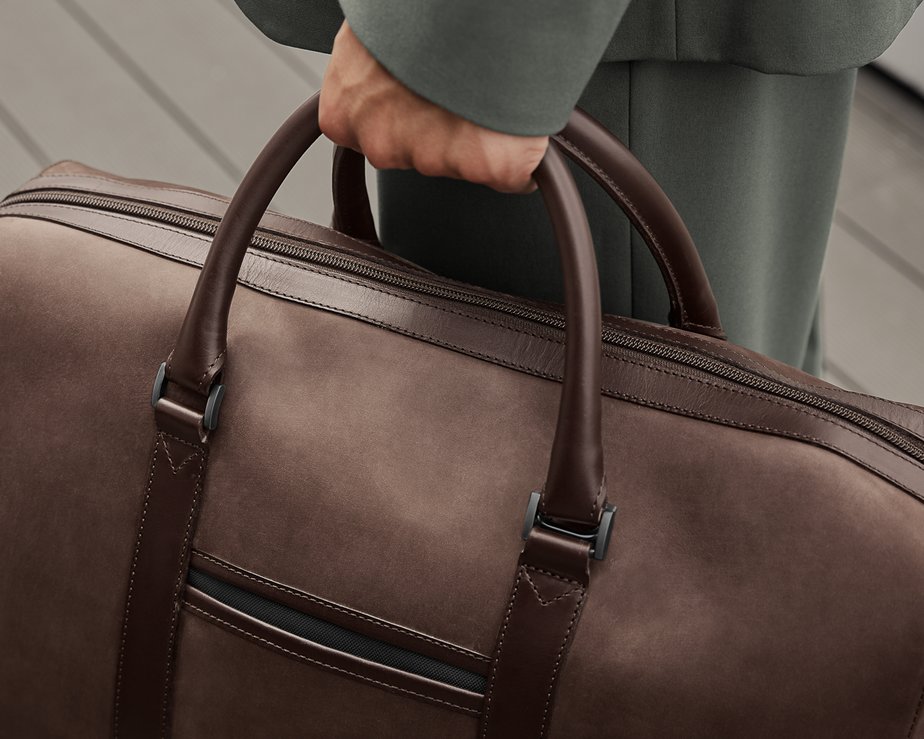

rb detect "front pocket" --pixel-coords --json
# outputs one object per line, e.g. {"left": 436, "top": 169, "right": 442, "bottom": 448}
{"left": 182, "top": 551, "right": 488, "bottom": 718}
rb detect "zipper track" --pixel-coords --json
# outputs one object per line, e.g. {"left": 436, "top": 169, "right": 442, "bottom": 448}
{"left": 5, "top": 188, "right": 923, "bottom": 465}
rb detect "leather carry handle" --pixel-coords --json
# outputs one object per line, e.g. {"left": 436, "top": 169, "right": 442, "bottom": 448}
{"left": 330, "top": 109, "right": 725, "bottom": 340}
{"left": 164, "top": 93, "right": 605, "bottom": 528}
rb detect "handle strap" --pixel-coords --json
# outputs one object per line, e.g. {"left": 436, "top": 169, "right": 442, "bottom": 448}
{"left": 162, "top": 93, "right": 606, "bottom": 528}
{"left": 116, "top": 94, "right": 654, "bottom": 737}
{"left": 330, "top": 108, "right": 725, "bottom": 339}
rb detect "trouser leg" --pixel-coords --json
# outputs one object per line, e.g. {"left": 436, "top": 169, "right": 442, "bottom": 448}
{"left": 376, "top": 62, "right": 855, "bottom": 374}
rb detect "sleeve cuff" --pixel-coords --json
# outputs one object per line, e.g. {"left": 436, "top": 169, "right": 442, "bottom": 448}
{"left": 339, "top": 0, "right": 630, "bottom": 136}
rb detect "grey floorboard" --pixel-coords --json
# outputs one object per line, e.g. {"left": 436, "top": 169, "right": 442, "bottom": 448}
{"left": 824, "top": 70, "right": 924, "bottom": 405}
{"left": 821, "top": 221, "right": 924, "bottom": 405}
{"left": 216, "top": 0, "right": 378, "bottom": 221}
{"left": 836, "top": 157, "right": 924, "bottom": 280}
{"left": 74, "top": 0, "right": 336, "bottom": 221}
{"left": 0, "top": 111, "right": 47, "bottom": 196}
{"left": 836, "top": 100, "right": 923, "bottom": 202}
{"left": 855, "top": 68, "right": 924, "bottom": 154}
{"left": 215, "top": 0, "right": 328, "bottom": 86}
{"left": 0, "top": 2, "right": 235, "bottom": 194}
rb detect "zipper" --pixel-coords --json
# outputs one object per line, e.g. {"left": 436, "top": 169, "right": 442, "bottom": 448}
{"left": 4, "top": 187, "right": 924, "bottom": 465}
{"left": 187, "top": 568, "right": 488, "bottom": 694}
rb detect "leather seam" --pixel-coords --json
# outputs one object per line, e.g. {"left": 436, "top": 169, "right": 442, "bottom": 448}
{"left": 683, "top": 320, "right": 722, "bottom": 331}
{"left": 230, "top": 272, "right": 924, "bottom": 497}
{"left": 556, "top": 134, "right": 723, "bottom": 332}
{"left": 182, "top": 602, "right": 480, "bottom": 717}
{"left": 525, "top": 566, "right": 582, "bottom": 587}
{"left": 193, "top": 550, "right": 491, "bottom": 664}
{"left": 522, "top": 568, "right": 582, "bottom": 606}
{"left": 604, "top": 353, "right": 924, "bottom": 476}
{"left": 159, "top": 437, "right": 202, "bottom": 474}
{"left": 609, "top": 317, "right": 924, "bottom": 426}
{"left": 30, "top": 171, "right": 235, "bottom": 204}
{"left": 196, "top": 349, "right": 225, "bottom": 392}
{"left": 159, "top": 433, "right": 206, "bottom": 736}
{"left": 248, "top": 254, "right": 924, "bottom": 486}
{"left": 591, "top": 475, "right": 606, "bottom": 520}
{"left": 8, "top": 180, "right": 432, "bottom": 274}
{"left": 251, "top": 247, "right": 914, "bottom": 473}
{"left": 555, "top": 134, "right": 686, "bottom": 323}
{"left": 537, "top": 582, "right": 586, "bottom": 737}
{"left": 907, "top": 678, "right": 924, "bottom": 738}
{"left": 6, "top": 209, "right": 921, "bottom": 497}
{"left": 6, "top": 200, "right": 923, "bottom": 436}
{"left": 113, "top": 434, "right": 160, "bottom": 738}
{"left": 19, "top": 200, "right": 922, "bottom": 441}
{"left": 2, "top": 209, "right": 567, "bottom": 365}
{"left": 609, "top": 389, "right": 921, "bottom": 497}
{"left": 480, "top": 567, "right": 524, "bottom": 736}
{"left": 253, "top": 250, "right": 567, "bottom": 344}
{"left": 0, "top": 205, "right": 569, "bottom": 347}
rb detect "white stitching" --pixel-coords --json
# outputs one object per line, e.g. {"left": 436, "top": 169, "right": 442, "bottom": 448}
{"left": 193, "top": 551, "right": 490, "bottom": 664}
{"left": 480, "top": 567, "right": 523, "bottom": 737}
{"left": 481, "top": 567, "right": 587, "bottom": 737}
{"left": 159, "top": 434, "right": 206, "bottom": 736}
{"left": 195, "top": 349, "right": 225, "bottom": 392}
{"left": 159, "top": 435, "right": 201, "bottom": 475}
{"left": 522, "top": 570, "right": 581, "bottom": 606}
{"left": 556, "top": 134, "right": 721, "bottom": 332}
{"left": 11, "top": 177, "right": 434, "bottom": 274}
{"left": 183, "top": 602, "right": 480, "bottom": 717}
{"left": 0, "top": 204, "right": 566, "bottom": 346}
{"left": 537, "top": 580, "right": 586, "bottom": 737}
{"left": 6, "top": 206, "right": 922, "bottom": 499}
{"left": 113, "top": 435, "right": 159, "bottom": 738}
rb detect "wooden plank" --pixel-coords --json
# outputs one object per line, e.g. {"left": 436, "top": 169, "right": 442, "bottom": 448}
{"left": 821, "top": 221, "right": 924, "bottom": 406}
{"left": 0, "top": 104, "right": 49, "bottom": 196}
{"left": 0, "top": 2, "right": 234, "bottom": 194}
{"left": 72, "top": 0, "right": 336, "bottom": 221}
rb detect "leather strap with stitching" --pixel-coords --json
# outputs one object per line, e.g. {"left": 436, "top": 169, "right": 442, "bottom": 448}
{"left": 113, "top": 405, "right": 209, "bottom": 738}
{"left": 481, "top": 528, "right": 592, "bottom": 738}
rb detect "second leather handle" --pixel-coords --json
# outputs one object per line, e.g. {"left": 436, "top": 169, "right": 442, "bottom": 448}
{"left": 165, "top": 93, "right": 605, "bottom": 529}
{"left": 331, "top": 108, "right": 725, "bottom": 340}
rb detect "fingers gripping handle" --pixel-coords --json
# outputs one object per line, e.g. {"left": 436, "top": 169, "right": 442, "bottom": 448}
{"left": 330, "top": 108, "right": 725, "bottom": 339}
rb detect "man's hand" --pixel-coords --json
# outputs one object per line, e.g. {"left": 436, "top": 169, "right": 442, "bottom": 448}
{"left": 320, "top": 22, "right": 548, "bottom": 194}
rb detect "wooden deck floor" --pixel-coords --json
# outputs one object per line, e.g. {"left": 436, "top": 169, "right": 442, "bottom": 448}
{"left": 2, "top": 1, "right": 922, "bottom": 404}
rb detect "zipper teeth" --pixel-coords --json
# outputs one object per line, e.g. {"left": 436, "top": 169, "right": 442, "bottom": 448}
{"left": 6, "top": 188, "right": 923, "bottom": 464}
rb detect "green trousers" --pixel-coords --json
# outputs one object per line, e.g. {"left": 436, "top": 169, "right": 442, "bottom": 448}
{"left": 376, "top": 62, "right": 857, "bottom": 374}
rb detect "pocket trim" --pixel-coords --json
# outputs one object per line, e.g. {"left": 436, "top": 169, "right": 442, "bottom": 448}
{"left": 190, "top": 550, "right": 490, "bottom": 675}
{"left": 183, "top": 578, "right": 486, "bottom": 716}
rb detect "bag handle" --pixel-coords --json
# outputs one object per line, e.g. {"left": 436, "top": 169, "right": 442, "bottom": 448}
{"left": 161, "top": 93, "right": 606, "bottom": 529}
{"left": 330, "top": 107, "right": 725, "bottom": 340}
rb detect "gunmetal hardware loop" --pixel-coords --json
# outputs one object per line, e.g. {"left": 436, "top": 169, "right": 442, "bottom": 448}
{"left": 521, "top": 491, "right": 617, "bottom": 561}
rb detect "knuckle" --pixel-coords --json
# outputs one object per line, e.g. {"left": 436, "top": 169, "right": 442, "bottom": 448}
{"left": 319, "top": 105, "right": 349, "bottom": 146}
{"left": 363, "top": 136, "right": 400, "bottom": 170}
{"left": 412, "top": 150, "right": 444, "bottom": 178}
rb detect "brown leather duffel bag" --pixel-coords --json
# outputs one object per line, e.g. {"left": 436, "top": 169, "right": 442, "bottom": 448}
{"left": 1, "top": 95, "right": 923, "bottom": 738}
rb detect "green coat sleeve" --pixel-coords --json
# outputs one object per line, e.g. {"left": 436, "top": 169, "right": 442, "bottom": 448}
{"left": 234, "top": 0, "right": 631, "bottom": 136}
{"left": 234, "top": 0, "right": 343, "bottom": 54}
{"left": 234, "top": 0, "right": 922, "bottom": 135}
{"left": 338, "top": 1, "right": 632, "bottom": 136}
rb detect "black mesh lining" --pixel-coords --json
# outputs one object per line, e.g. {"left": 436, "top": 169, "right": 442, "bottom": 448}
{"left": 187, "top": 568, "right": 487, "bottom": 695}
